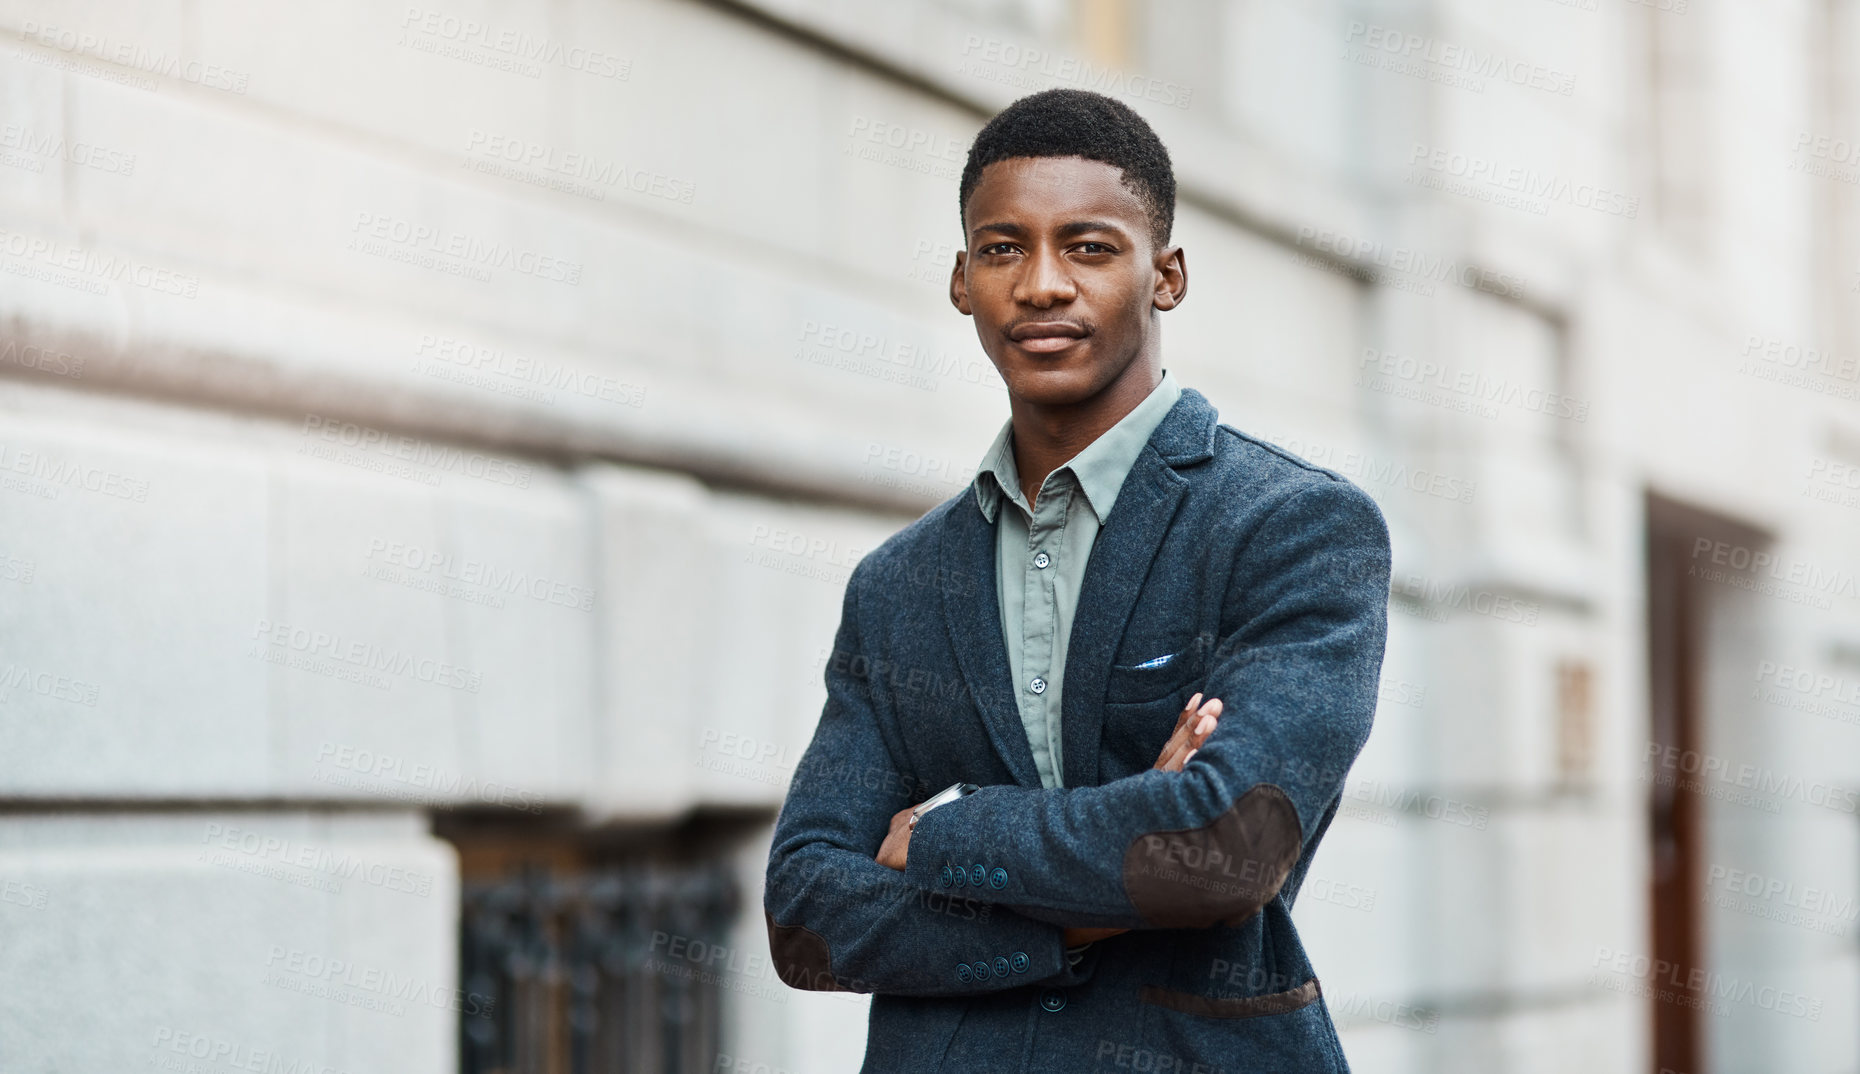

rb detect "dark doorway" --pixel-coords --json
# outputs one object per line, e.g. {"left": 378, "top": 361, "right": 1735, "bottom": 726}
{"left": 1642, "top": 494, "right": 1770, "bottom": 1074}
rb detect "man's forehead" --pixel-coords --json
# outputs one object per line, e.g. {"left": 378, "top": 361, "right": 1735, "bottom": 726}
{"left": 968, "top": 156, "right": 1144, "bottom": 219}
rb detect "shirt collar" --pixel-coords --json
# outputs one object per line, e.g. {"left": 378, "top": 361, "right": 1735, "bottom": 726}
{"left": 972, "top": 367, "right": 1183, "bottom": 524}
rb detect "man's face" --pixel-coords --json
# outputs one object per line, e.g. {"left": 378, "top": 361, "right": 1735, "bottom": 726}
{"left": 951, "top": 155, "right": 1185, "bottom": 407}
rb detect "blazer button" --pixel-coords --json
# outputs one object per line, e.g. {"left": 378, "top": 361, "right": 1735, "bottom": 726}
{"left": 1040, "top": 989, "right": 1066, "bottom": 1012}
{"left": 993, "top": 956, "right": 1011, "bottom": 978}
{"left": 1009, "top": 951, "right": 1029, "bottom": 974}
{"left": 938, "top": 865, "right": 954, "bottom": 888}
{"left": 969, "top": 864, "right": 986, "bottom": 887}
{"left": 951, "top": 864, "right": 966, "bottom": 887}
{"left": 989, "top": 867, "right": 1008, "bottom": 889}
{"left": 956, "top": 963, "right": 973, "bottom": 983}
{"left": 972, "top": 960, "right": 992, "bottom": 981}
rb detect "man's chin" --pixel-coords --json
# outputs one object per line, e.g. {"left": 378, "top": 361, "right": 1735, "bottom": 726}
{"left": 1000, "top": 362, "right": 1115, "bottom": 408}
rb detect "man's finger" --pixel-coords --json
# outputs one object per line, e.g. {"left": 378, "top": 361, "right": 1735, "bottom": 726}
{"left": 1170, "top": 692, "right": 1204, "bottom": 734}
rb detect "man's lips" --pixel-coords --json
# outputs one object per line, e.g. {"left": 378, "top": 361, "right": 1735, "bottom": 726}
{"left": 1006, "top": 321, "right": 1089, "bottom": 353}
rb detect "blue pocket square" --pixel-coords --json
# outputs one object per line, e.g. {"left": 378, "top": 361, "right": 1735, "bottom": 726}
{"left": 1131, "top": 652, "right": 1175, "bottom": 670}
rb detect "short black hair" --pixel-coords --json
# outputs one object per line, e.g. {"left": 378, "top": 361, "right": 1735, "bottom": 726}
{"left": 958, "top": 88, "right": 1177, "bottom": 249}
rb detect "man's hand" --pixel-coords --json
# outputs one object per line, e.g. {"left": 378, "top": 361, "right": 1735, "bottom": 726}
{"left": 876, "top": 804, "right": 914, "bottom": 871}
{"left": 1153, "top": 692, "right": 1222, "bottom": 771}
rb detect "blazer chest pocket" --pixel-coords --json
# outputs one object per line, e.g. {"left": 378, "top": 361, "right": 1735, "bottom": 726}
{"left": 1104, "top": 643, "right": 1201, "bottom": 706}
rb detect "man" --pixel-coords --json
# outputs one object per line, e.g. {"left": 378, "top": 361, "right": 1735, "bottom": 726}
{"left": 764, "top": 88, "right": 1390, "bottom": 1073}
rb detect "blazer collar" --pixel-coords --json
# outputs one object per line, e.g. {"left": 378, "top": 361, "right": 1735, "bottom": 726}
{"left": 939, "top": 388, "right": 1218, "bottom": 788}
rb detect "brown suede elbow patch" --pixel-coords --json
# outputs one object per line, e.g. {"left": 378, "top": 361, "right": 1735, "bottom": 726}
{"left": 764, "top": 910, "right": 854, "bottom": 993}
{"left": 1122, "top": 784, "right": 1304, "bottom": 928}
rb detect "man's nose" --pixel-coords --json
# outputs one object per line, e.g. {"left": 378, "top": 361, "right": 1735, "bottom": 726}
{"left": 1014, "top": 247, "right": 1076, "bottom": 307}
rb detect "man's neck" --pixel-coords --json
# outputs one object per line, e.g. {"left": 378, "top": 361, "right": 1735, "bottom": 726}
{"left": 1010, "top": 359, "right": 1162, "bottom": 509}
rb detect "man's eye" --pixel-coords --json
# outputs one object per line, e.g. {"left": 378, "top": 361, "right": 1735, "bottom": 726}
{"left": 980, "top": 243, "right": 1018, "bottom": 256}
{"left": 1076, "top": 242, "right": 1114, "bottom": 255}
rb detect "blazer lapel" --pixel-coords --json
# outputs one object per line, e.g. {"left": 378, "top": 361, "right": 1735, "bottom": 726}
{"left": 1060, "top": 448, "right": 1188, "bottom": 789}
{"left": 939, "top": 493, "right": 1043, "bottom": 788}
{"left": 1061, "top": 388, "right": 1219, "bottom": 789}
{"left": 938, "top": 388, "right": 1220, "bottom": 791}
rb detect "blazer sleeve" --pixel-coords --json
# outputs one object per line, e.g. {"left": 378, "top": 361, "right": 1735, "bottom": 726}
{"left": 901, "top": 478, "right": 1391, "bottom": 931}
{"left": 762, "top": 557, "right": 1091, "bottom": 996}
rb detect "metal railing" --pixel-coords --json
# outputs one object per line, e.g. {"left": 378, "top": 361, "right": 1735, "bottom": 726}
{"left": 461, "top": 863, "right": 739, "bottom": 1074}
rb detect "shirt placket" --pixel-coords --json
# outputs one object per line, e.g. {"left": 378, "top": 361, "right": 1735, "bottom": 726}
{"left": 1021, "top": 475, "right": 1071, "bottom": 786}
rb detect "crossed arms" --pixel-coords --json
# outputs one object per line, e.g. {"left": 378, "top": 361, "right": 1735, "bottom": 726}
{"left": 762, "top": 480, "right": 1390, "bottom": 997}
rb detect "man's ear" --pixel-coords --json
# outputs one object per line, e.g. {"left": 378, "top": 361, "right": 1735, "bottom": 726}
{"left": 949, "top": 249, "right": 972, "bottom": 315}
{"left": 1153, "top": 244, "right": 1187, "bottom": 312}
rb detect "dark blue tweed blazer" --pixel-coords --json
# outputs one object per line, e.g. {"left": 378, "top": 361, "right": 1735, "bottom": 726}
{"left": 764, "top": 386, "right": 1391, "bottom": 1073}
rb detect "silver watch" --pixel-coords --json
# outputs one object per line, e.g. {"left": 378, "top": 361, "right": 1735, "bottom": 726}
{"left": 908, "top": 781, "right": 978, "bottom": 830}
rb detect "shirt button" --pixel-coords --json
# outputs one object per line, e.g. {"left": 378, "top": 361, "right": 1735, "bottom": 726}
{"left": 1030, "top": 677, "right": 1046, "bottom": 695}
{"left": 1033, "top": 551, "right": 1051, "bottom": 569}
{"left": 1040, "top": 989, "right": 1066, "bottom": 1012}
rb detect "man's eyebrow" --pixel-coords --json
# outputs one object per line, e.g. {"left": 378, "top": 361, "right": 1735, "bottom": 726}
{"left": 969, "top": 221, "right": 1027, "bottom": 239}
{"left": 1055, "top": 220, "right": 1128, "bottom": 240}
{"left": 968, "top": 220, "right": 1132, "bottom": 241}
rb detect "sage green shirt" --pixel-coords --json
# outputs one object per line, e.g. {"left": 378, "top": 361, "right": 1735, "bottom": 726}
{"left": 972, "top": 368, "right": 1183, "bottom": 789}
